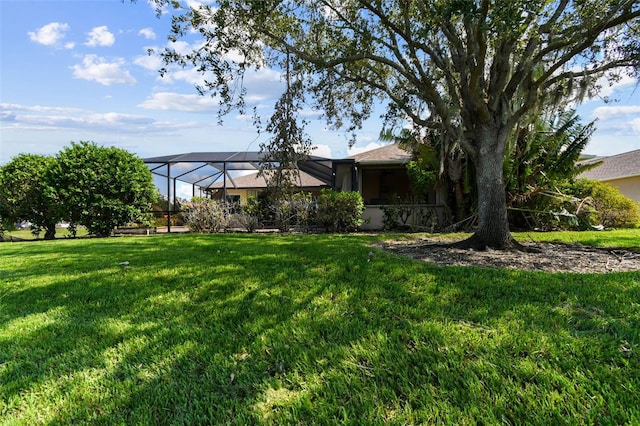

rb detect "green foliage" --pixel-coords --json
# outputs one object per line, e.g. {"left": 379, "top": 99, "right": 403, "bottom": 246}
{"left": 569, "top": 179, "right": 640, "bottom": 229}
{"left": 1, "top": 233, "right": 640, "bottom": 424}
{"left": 184, "top": 197, "right": 230, "bottom": 233}
{"left": 48, "top": 141, "right": 157, "bottom": 237}
{"left": 406, "top": 160, "right": 437, "bottom": 202}
{"left": 505, "top": 110, "right": 595, "bottom": 204}
{"left": 242, "top": 196, "right": 261, "bottom": 217}
{"left": 504, "top": 111, "right": 602, "bottom": 230}
{"left": 233, "top": 196, "right": 260, "bottom": 233}
{"left": 317, "top": 189, "right": 365, "bottom": 232}
{"left": 0, "top": 153, "right": 60, "bottom": 239}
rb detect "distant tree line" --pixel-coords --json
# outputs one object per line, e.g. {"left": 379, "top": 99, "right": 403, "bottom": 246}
{"left": 0, "top": 141, "right": 157, "bottom": 239}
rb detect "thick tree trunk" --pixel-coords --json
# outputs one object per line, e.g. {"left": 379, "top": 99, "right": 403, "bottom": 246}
{"left": 453, "top": 179, "right": 466, "bottom": 222}
{"left": 44, "top": 225, "right": 56, "bottom": 240}
{"left": 456, "top": 127, "right": 519, "bottom": 250}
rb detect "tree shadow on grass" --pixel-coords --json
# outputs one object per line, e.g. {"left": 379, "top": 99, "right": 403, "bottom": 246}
{"left": 1, "top": 234, "right": 639, "bottom": 424}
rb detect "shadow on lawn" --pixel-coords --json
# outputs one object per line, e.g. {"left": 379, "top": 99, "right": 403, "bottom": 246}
{"left": 1, "top": 234, "right": 639, "bottom": 424}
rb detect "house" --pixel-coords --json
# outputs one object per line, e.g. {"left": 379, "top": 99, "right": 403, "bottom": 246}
{"left": 144, "top": 146, "right": 448, "bottom": 231}
{"left": 578, "top": 149, "right": 640, "bottom": 202}
{"left": 334, "top": 144, "right": 446, "bottom": 230}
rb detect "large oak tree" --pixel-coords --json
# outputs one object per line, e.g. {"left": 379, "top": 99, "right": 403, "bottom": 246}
{"left": 149, "top": 0, "right": 640, "bottom": 249}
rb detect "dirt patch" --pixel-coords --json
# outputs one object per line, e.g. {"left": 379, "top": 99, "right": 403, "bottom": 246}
{"left": 375, "top": 237, "right": 640, "bottom": 274}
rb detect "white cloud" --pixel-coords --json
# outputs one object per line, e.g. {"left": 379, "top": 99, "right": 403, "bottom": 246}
{"left": 71, "top": 55, "right": 136, "bottom": 86}
{"left": 0, "top": 111, "right": 17, "bottom": 122}
{"left": 85, "top": 26, "right": 115, "bottom": 47}
{"left": 348, "top": 142, "right": 386, "bottom": 156}
{"left": 138, "top": 92, "right": 219, "bottom": 112}
{"left": 89, "top": 112, "right": 155, "bottom": 126}
{"left": 596, "top": 73, "right": 637, "bottom": 98}
{"left": 146, "top": 0, "right": 168, "bottom": 15}
{"left": 28, "top": 22, "right": 72, "bottom": 48}
{"left": 138, "top": 27, "right": 156, "bottom": 40}
{"left": 163, "top": 68, "right": 205, "bottom": 85}
{"left": 591, "top": 105, "right": 640, "bottom": 121}
{"left": 0, "top": 103, "right": 82, "bottom": 114}
{"left": 311, "top": 144, "right": 333, "bottom": 158}
{"left": 134, "top": 52, "right": 164, "bottom": 71}
{"left": 0, "top": 102, "right": 195, "bottom": 135}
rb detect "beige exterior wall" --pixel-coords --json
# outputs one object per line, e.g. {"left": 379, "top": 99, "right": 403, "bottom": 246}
{"left": 605, "top": 176, "right": 640, "bottom": 203}
{"left": 360, "top": 204, "right": 447, "bottom": 231}
{"left": 360, "top": 206, "right": 385, "bottom": 230}
{"left": 222, "top": 189, "right": 260, "bottom": 204}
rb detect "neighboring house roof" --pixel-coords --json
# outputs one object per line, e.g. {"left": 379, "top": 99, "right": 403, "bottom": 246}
{"left": 347, "top": 143, "right": 412, "bottom": 165}
{"left": 210, "top": 170, "right": 330, "bottom": 190}
{"left": 578, "top": 149, "right": 640, "bottom": 181}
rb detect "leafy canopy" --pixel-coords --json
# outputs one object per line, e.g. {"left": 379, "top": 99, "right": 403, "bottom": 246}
{"left": 0, "top": 154, "right": 61, "bottom": 239}
{"left": 49, "top": 141, "right": 157, "bottom": 237}
{"left": 151, "top": 0, "right": 640, "bottom": 152}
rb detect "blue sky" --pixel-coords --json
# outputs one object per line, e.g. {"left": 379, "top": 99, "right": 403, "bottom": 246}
{"left": 1, "top": 0, "right": 639, "bottom": 167}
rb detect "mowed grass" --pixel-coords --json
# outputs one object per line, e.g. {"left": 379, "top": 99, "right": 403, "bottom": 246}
{"left": 2, "top": 228, "right": 89, "bottom": 242}
{"left": 1, "top": 232, "right": 639, "bottom": 424}
{"left": 514, "top": 228, "right": 640, "bottom": 250}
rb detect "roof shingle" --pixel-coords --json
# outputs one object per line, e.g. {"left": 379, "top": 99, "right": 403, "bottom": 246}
{"left": 579, "top": 149, "right": 640, "bottom": 181}
{"left": 347, "top": 144, "right": 412, "bottom": 164}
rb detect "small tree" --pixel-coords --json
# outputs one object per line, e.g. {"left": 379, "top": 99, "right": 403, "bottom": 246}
{"left": 0, "top": 154, "right": 61, "bottom": 240}
{"left": 49, "top": 142, "right": 157, "bottom": 237}
{"left": 258, "top": 52, "right": 314, "bottom": 226}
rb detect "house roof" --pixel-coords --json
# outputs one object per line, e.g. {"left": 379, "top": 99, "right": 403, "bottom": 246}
{"left": 347, "top": 143, "right": 412, "bottom": 165}
{"left": 210, "top": 170, "right": 330, "bottom": 190}
{"left": 578, "top": 149, "right": 640, "bottom": 181}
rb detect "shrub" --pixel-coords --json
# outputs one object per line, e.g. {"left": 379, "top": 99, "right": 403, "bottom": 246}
{"left": 184, "top": 198, "right": 229, "bottom": 233}
{"left": 264, "top": 192, "right": 315, "bottom": 232}
{"left": 569, "top": 179, "right": 640, "bottom": 228}
{"left": 290, "top": 192, "right": 316, "bottom": 231}
{"left": 317, "top": 189, "right": 365, "bottom": 232}
{"left": 234, "top": 196, "right": 261, "bottom": 232}
{"left": 271, "top": 197, "right": 296, "bottom": 232}
{"left": 232, "top": 213, "right": 260, "bottom": 233}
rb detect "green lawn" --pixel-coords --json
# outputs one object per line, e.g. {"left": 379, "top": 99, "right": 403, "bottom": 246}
{"left": 2, "top": 227, "right": 89, "bottom": 242}
{"left": 1, "top": 232, "right": 639, "bottom": 424}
